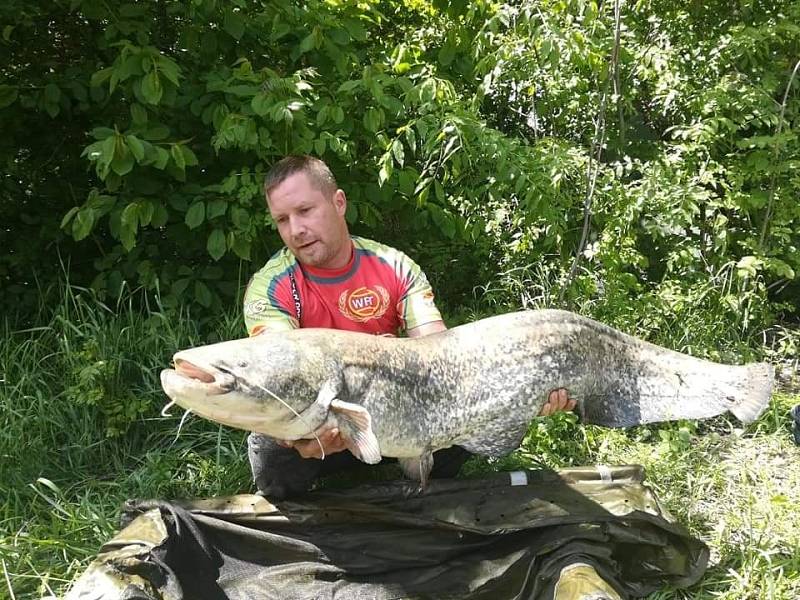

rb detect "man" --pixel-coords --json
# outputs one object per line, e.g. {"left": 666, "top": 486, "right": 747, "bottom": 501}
{"left": 243, "top": 155, "right": 575, "bottom": 498}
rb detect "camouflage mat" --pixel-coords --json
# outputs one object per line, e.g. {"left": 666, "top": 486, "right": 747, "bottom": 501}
{"left": 65, "top": 465, "right": 708, "bottom": 600}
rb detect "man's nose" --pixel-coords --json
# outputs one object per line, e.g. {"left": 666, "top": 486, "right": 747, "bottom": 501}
{"left": 288, "top": 215, "right": 307, "bottom": 238}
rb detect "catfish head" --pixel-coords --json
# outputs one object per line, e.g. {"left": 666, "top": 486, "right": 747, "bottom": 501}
{"left": 160, "top": 332, "right": 340, "bottom": 440}
{"left": 160, "top": 329, "right": 382, "bottom": 464}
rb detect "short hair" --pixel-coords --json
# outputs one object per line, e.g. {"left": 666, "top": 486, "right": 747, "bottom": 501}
{"left": 264, "top": 155, "right": 338, "bottom": 199}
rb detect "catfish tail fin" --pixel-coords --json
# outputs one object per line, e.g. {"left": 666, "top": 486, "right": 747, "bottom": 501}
{"left": 730, "top": 362, "right": 774, "bottom": 424}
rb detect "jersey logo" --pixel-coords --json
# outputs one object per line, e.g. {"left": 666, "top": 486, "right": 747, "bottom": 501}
{"left": 339, "top": 286, "right": 390, "bottom": 322}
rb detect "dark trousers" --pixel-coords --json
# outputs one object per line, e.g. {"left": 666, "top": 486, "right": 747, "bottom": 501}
{"left": 248, "top": 433, "right": 472, "bottom": 499}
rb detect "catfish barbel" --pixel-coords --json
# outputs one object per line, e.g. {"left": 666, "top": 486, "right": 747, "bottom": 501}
{"left": 160, "top": 309, "right": 773, "bottom": 484}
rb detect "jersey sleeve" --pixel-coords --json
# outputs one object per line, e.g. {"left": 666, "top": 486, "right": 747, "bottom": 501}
{"left": 395, "top": 252, "right": 444, "bottom": 331}
{"left": 242, "top": 260, "right": 298, "bottom": 336}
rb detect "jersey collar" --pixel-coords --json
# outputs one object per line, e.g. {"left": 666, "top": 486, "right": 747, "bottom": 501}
{"left": 301, "top": 240, "right": 361, "bottom": 284}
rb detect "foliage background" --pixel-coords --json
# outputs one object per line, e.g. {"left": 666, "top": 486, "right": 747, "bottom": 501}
{"left": 1, "top": 0, "right": 799, "bottom": 598}
{"left": 2, "top": 0, "right": 798, "bottom": 333}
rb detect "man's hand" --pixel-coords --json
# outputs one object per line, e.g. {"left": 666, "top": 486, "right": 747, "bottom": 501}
{"left": 539, "top": 388, "right": 577, "bottom": 416}
{"left": 277, "top": 427, "right": 348, "bottom": 459}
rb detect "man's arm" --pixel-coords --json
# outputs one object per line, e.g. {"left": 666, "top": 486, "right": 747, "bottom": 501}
{"left": 407, "top": 320, "right": 447, "bottom": 337}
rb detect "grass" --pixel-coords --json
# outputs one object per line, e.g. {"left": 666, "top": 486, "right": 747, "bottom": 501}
{"left": 1, "top": 286, "right": 798, "bottom": 599}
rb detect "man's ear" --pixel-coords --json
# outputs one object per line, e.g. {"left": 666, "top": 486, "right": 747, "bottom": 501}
{"left": 332, "top": 189, "right": 347, "bottom": 216}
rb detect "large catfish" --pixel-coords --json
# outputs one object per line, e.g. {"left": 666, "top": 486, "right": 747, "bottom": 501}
{"left": 160, "top": 309, "right": 773, "bottom": 484}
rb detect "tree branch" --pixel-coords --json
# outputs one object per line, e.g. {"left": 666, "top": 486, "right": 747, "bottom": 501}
{"left": 559, "top": 0, "right": 621, "bottom": 304}
{"left": 759, "top": 57, "right": 800, "bottom": 250}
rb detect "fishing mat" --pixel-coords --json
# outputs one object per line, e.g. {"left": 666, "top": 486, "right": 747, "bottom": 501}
{"left": 65, "top": 465, "right": 708, "bottom": 600}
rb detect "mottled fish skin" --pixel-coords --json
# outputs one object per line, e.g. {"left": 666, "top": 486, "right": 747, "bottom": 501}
{"left": 160, "top": 309, "right": 774, "bottom": 475}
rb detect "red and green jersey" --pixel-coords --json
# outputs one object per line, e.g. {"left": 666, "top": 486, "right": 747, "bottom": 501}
{"left": 243, "top": 236, "right": 443, "bottom": 337}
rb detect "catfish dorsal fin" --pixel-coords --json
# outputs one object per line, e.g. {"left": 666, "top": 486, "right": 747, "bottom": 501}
{"left": 330, "top": 399, "right": 382, "bottom": 464}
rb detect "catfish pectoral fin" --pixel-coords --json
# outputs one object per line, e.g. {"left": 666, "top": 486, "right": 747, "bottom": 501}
{"left": 330, "top": 399, "right": 382, "bottom": 464}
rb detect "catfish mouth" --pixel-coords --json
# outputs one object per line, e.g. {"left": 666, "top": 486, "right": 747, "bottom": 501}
{"left": 169, "top": 359, "right": 235, "bottom": 395}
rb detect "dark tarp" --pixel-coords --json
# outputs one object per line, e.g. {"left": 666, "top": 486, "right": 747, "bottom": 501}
{"left": 65, "top": 465, "right": 708, "bottom": 600}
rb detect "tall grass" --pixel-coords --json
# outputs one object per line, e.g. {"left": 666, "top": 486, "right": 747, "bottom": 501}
{"left": 1, "top": 282, "right": 798, "bottom": 599}
{"left": 0, "top": 285, "right": 250, "bottom": 599}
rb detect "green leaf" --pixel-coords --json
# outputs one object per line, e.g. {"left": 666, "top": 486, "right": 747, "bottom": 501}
{"left": 270, "top": 20, "right": 290, "bottom": 42}
{"left": 151, "top": 202, "right": 169, "bottom": 227}
{"left": 143, "top": 125, "right": 170, "bottom": 141}
{"left": 766, "top": 258, "right": 795, "bottom": 279}
{"left": 81, "top": 141, "right": 103, "bottom": 160}
{"left": 194, "top": 280, "right": 213, "bottom": 307}
{"left": 99, "top": 135, "right": 116, "bottom": 171}
{"left": 130, "top": 103, "right": 148, "bottom": 124}
{"left": 438, "top": 42, "right": 456, "bottom": 66}
{"left": 172, "top": 277, "right": 190, "bottom": 297}
{"left": 121, "top": 202, "right": 140, "bottom": 231}
{"left": 60, "top": 206, "right": 80, "bottom": 229}
{"left": 44, "top": 100, "right": 60, "bottom": 118}
{"left": 171, "top": 144, "right": 185, "bottom": 170}
{"left": 181, "top": 145, "right": 199, "bottom": 166}
{"left": 68, "top": 81, "right": 88, "bottom": 102}
{"left": 342, "top": 19, "right": 367, "bottom": 41}
{"left": 44, "top": 83, "right": 61, "bottom": 104}
{"left": 337, "top": 80, "right": 361, "bottom": 93}
{"left": 111, "top": 143, "right": 135, "bottom": 175}
{"left": 316, "top": 105, "right": 329, "bottom": 126}
{"left": 87, "top": 192, "right": 116, "bottom": 216}
{"left": 207, "top": 199, "right": 227, "bottom": 219}
{"left": 391, "top": 139, "right": 405, "bottom": 167}
{"left": 158, "top": 58, "right": 181, "bottom": 87}
{"left": 434, "top": 179, "right": 445, "bottom": 201}
{"left": 137, "top": 200, "right": 155, "bottom": 226}
{"left": 230, "top": 234, "right": 251, "bottom": 260}
{"left": 430, "top": 205, "right": 456, "bottom": 238}
{"left": 225, "top": 84, "right": 261, "bottom": 96}
{"left": 72, "top": 209, "right": 95, "bottom": 241}
{"left": 224, "top": 10, "right": 245, "bottom": 40}
{"left": 152, "top": 146, "right": 170, "bottom": 169}
{"left": 0, "top": 84, "right": 19, "bottom": 108}
{"left": 120, "top": 219, "right": 137, "bottom": 251}
{"left": 251, "top": 94, "right": 272, "bottom": 116}
{"left": 299, "top": 32, "right": 317, "bottom": 54}
{"left": 378, "top": 160, "right": 393, "bottom": 185}
{"left": 90, "top": 127, "right": 115, "bottom": 140}
{"left": 90, "top": 67, "right": 113, "bottom": 88}
{"left": 363, "top": 107, "right": 383, "bottom": 132}
{"left": 126, "top": 135, "right": 145, "bottom": 162}
{"left": 207, "top": 228, "right": 226, "bottom": 260}
{"left": 231, "top": 206, "right": 250, "bottom": 229}
{"left": 398, "top": 169, "right": 415, "bottom": 196}
{"left": 141, "top": 71, "right": 163, "bottom": 105}
{"left": 185, "top": 202, "right": 205, "bottom": 229}
{"left": 736, "top": 255, "right": 762, "bottom": 279}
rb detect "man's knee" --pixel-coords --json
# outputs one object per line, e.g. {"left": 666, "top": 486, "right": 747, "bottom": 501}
{"left": 247, "top": 433, "right": 322, "bottom": 499}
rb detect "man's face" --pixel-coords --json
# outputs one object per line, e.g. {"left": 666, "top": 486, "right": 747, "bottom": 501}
{"left": 266, "top": 171, "right": 350, "bottom": 269}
